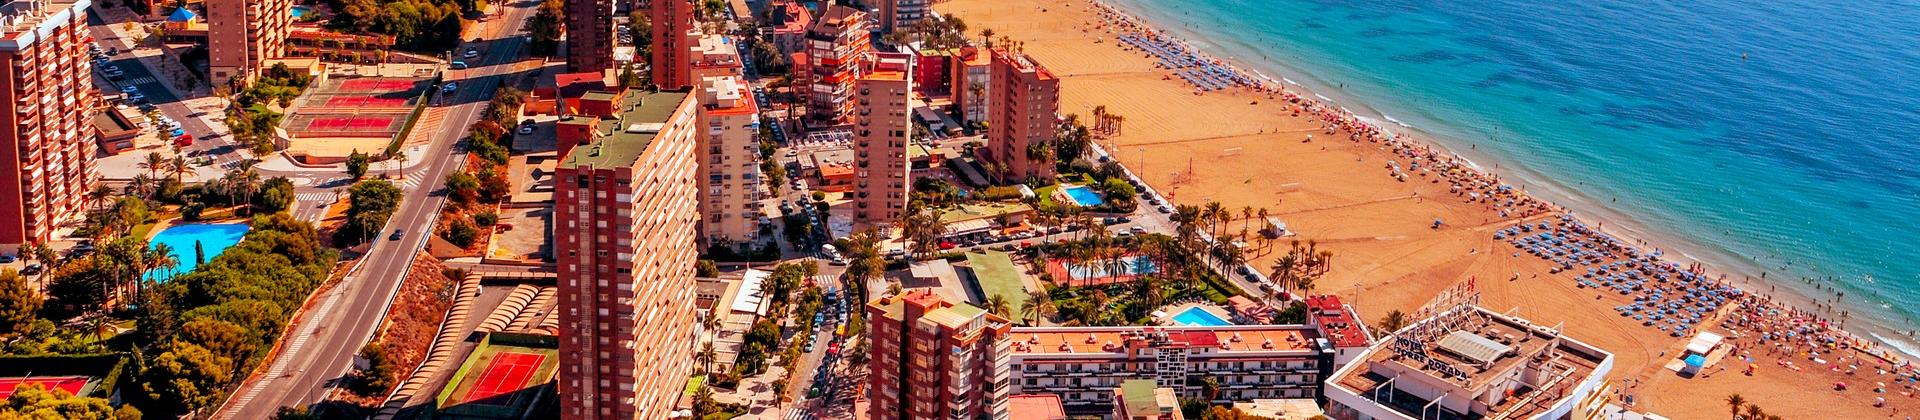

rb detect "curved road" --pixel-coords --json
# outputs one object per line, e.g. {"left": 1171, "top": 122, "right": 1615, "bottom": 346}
{"left": 214, "top": 1, "right": 541, "bottom": 418}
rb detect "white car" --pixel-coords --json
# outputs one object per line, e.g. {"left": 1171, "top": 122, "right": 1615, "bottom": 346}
{"left": 463, "top": 48, "right": 479, "bottom": 59}
{"left": 120, "top": 85, "right": 138, "bottom": 93}
{"left": 517, "top": 124, "right": 534, "bottom": 135}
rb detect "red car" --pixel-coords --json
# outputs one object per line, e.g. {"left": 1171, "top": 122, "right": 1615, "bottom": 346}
{"left": 939, "top": 242, "right": 956, "bottom": 250}
{"left": 172, "top": 134, "right": 193, "bottom": 146}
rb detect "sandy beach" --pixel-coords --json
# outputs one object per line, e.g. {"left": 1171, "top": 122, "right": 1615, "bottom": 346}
{"left": 939, "top": 0, "right": 1918, "bottom": 417}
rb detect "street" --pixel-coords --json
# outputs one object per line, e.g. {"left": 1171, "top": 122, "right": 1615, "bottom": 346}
{"left": 211, "top": 0, "right": 542, "bottom": 417}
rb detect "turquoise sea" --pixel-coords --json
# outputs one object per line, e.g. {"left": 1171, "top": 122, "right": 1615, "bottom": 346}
{"left": 1104, "top": 0, "right": 1920, "bottom": 351}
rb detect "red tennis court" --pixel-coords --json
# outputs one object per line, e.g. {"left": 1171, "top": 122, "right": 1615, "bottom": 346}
{"left": 462, "top": 352, "right": 546, "bottom": 406}
{"left": 306, "top": 116, "right": 397, "bottom": 131}
{"left": 338, "top": 79, "right": 417, "bottom": 92}
{"left": 0, "top": 376, "right": 88, "bottom": 398}
{"left": 323, "top": 96, "right": 408, "bottom": 108}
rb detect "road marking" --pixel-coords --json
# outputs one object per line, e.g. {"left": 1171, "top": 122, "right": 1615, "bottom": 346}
{"left": 219, "top": 279, "right": 350, "bottom": 418}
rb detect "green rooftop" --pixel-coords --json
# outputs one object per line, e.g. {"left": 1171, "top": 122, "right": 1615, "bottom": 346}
{"left": 1121, "top": 379, "right": 1162, "bottom": 416}
{"left": 937, "top": 202, "right": 1034, "bottom": 224}
{"left": 559, "top": 90, "right": 692, "bottom": 169}
{"left": 964, "top": 251, "right": 1027, "bottom": 315}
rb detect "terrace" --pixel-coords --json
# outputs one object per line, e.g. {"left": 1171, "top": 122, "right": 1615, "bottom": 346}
{"left": 1332, "top": 306, "right": 1612, "bottom": 420}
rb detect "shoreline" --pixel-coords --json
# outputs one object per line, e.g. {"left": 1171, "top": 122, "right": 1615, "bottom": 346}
{"left": 939, "top": 0, "right": 1920, "bottom": 415}
{"left": 1088, "top": 0, "right": 1920, "bottom": 362}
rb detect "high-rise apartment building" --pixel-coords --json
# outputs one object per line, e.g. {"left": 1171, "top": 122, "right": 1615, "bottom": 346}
{"left": 874, "top": 0, "right": 928, "bottom": 34}
{"left": 951, "top": 47, "right": 991, "bottom": 124}
{"left": 852, "top": 54, "right": 912, "bottom": 227}
{"left": 694, "top": 75, "right": 761, "bottom": 250}
{"left": 985, "top": 49, "right": 1059, "bottom": 183}
{"left": 865, "top": 289, "right": 1014, "bottom": 420}
{"left": 555, "top": 90, "right": 702, "bottom": 420}
{"left": 564, "top": 0, "right": 613, "bottom": 72}
{"left": 688, "top": 34, "right": 742, "bottom": 83}
{"left": 0, "top": 0, "right": 98, "bottom": 254}
{"left": 803, "top": 5, "right": 870, "bottom": 125}
{"left": 206, "top": 0, "right": 291, "bottom": 87}
{"left": 651, "top": 0, "right": 694, "bottom": 89}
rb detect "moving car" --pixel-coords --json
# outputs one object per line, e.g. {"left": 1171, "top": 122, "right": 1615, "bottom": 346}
{"left": 390, "top": 229, "right": 406, "bottom": 241}
{"left": 442, "top": 82, "right": 458, "bottom": 93}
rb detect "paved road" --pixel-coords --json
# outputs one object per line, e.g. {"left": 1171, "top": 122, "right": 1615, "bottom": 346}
{"left": 213, "top": 1, "right": 541, "bottom": 417}
{"left": 85, "top": 10, "right": 251, "bottom": 173}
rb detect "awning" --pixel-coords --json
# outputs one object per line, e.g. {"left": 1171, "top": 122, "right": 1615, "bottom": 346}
{"left": 944, "top": 219, "right": 995, "bottom": 236}
{"left": 1685, "top": 331, "right": 1725, "bottom": 355}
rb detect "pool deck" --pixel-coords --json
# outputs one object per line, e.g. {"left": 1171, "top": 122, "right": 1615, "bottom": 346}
{"left": 1158, "top": 302, "right": 1235, "bottom": 327}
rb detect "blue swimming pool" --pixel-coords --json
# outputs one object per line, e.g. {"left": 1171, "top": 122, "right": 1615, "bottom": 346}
{"left": 1062, "top": 185, "right": 1105, "bottom": 207}
{"left": 147, "top": 223, "right": 250, "bottom": 280}
{"left": 1065, "top": 255, "right": 1157, "bottom": 280}
{"left": 1171, "top": 307, "right": 1232, "bottom": 327}
{"left": 291, "top": 5, "right": 315, "bottom": 19}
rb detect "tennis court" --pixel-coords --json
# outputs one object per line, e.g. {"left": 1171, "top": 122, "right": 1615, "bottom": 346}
{"left": 323, "top": 96, "right": 409, "bottom": 108}
{"left": 338, "top": 79, "right": 419, "bottom": 93}
{"left": 462, "top": 352, "right": 546, "bottom": 407}
{"left": 0, "top": 376, "right": 89, "bottom": 398}
{"left": 307, "top": 116, "right": 397, "bottom": 131}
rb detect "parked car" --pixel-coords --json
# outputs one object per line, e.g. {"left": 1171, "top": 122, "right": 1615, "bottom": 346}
{"left": 1129, "top": 226, "right": 1148, "bottom": 234}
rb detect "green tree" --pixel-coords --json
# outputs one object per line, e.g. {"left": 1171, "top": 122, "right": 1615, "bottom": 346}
{"left": 346, "top": 150, "right": 370, "bottom": 180}
{"left": 444, "top": 172, "right": 480, "bottom": 203}
{"left": 444, "top": 218, "right": 479, "bottom": 248}
{"left": 0, "top": 269, "right": 39, "bottom": 337}
{"left": 178, "top": 318, "right": 259, "bottom": 368}
{"left": 256, "top": 176, "right": 296, "bottom": 213}
{"left": 526, "top": 0, "right": 565, "bottom": 56}
{"left": 1376, "top": 310, "right": 1409, "bottom": 337}
{"left": 695, "top": 260, "right": 720, "bottom": 278}
{"left": 142, "top": 343, "right": 235, "bottom": 415}
{"left": 355, "top": 342, "right": 396, "bottom": 395}
{"left": 340, "top": 179, "right": 402, "bottom": 244}
{"left": 0, "top": 383, "right": 141, "bottom": 419}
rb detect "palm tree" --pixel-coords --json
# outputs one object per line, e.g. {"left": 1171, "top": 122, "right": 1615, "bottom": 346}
{"left": 980, "top": 28, "right": 996, "bottom": 48}
{"left": 86, "top": 185, "right": 112, "bottom": 214}
{"left": 1724, "top": 394, "right": 1746, "bottom": 419}
{"left": 167, "top": 155, "right": 192, "bottom": 183}
{"left": 696, "top": 341, "right": 717, "bottom": 375}
{"left": 842, "top": 230, "right": 887, "bottom": 303}
{"left": 1742, "top": 404, "right": 1764, "bottom": 420}
{"left": 128, "top": 174, "right": 156, "bottom": 200}
{"left": 1377, "top": 310, "right": 1409, "bottom": 337}
{"left": 1200, "top": 375, "right": 1222, "bottom": 402}
{"left": 1241, "top": 206, "right": 1255, "bottom": 239}
{"left": 986, "top": 294, "right": 1011, "bottom": 319}
{"left": 147, "top": 243, "right": 179, "bottom": 279}
{"left": 139, "top": 152, "right": 164, "bottom": 180}
{"left": 1019, "top": 289, "right": 1055, "bottom": 325}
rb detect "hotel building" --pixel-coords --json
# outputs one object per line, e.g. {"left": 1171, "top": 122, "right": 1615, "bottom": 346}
{"left": 874, "top": 0, "right": 929, "bottom": 34}
{"left": 1324, "top": 304, "right": 1616, "bottom": 420}
{"left": 564, "top": 0, "right": 614, "bottom": 72}
{"left": 651, "top": 0, "right": 695, "bottom": 89}
{"left": 694, "top": 75, "right": 762, "bottom": 250}
{"left": 985, "top": 49, "right": 1059, "bottom": 182}
{"left": 554, "top": 90, "right": 702, "bottom": 419}
{"left": 865, "top": 289, "right": 1014, "bottom": 420}
{"left": 803, "top": 5, "right": 871, "bottom": 125}
{"left": 1007, "top": 325, "right": 1335, "bottom": 415}
{"left": 852, "top": 53, "right": 913, "bottom": 227}
{"left": 206, "top": 0, "right": 291, "bottom": 87}
{"left": 0, "top": 0, "right": 97, "bottom": 254}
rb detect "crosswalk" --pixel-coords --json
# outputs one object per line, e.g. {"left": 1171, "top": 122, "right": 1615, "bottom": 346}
{"left": 295, "top": 192, "right": 336, "bottom": 202}
{"left": 782, "top": 408, "right": 815, "bottom": 420}
{"left": 122, "top": 76, "right": 156, "bottom": 85}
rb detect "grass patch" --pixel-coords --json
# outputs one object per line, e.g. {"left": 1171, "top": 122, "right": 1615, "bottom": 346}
{"left": 965, "top": 251, "right": 1028, "bottom": 314}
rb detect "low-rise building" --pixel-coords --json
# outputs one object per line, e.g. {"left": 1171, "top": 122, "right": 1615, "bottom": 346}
{"left": 1113, "top": 379, "right": 1184, "bottom": 420}
{"left": 1324, "top": 304, "right": 1617, "bottom": 420}
{"left": 1007, "top": 325, "right": 1334, "bottom": 415}
{"left": 1009, "top": 394, "right": 1068, "bottom": 420}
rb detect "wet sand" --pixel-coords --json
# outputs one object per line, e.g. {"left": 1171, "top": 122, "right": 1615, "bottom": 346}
{"left": 939, "top": 0, "right": 1915, "bottom": 417}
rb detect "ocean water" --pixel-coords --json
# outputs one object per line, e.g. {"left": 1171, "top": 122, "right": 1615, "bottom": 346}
{"left": 1105, "top": 0, "right": 1920, "bottom": 339}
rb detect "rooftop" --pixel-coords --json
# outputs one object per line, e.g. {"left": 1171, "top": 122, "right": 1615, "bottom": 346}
{"left": 1009, "top": 325, "right": 1322, "bottom": 357}
{"left": 1307, "top": 295, "right": 1373, "bottom": 348}
{"left": 0, "top": 0, "right": 84, "bottom": 45}
{"left": 559, "top": 90, "right": 691, "bottom": 169}
{"left": 1331, "top": 305, "right": 1613, "bottom": 420}
{"left": 1007, "top": 394, "right": 1066, "bottom": 420}
{"left": 1119, "top": 379, "right": 1170, "bottom": 417}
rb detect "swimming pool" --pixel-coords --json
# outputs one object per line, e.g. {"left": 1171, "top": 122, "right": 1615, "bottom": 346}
{"left": 1062, "top": 185, "right": 1105, "bottom": 207}
{"left": 1064, "top": 255, "right": 1157, "bottom": 280}
{"left": 1171, "top": 306, "right": 1232, "bottom": 327}
{"left": 147, "top": 223, "right": 250, "bottom": 280}
{"left": 291, "top": 5, "right": 314, "bottom": 19}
